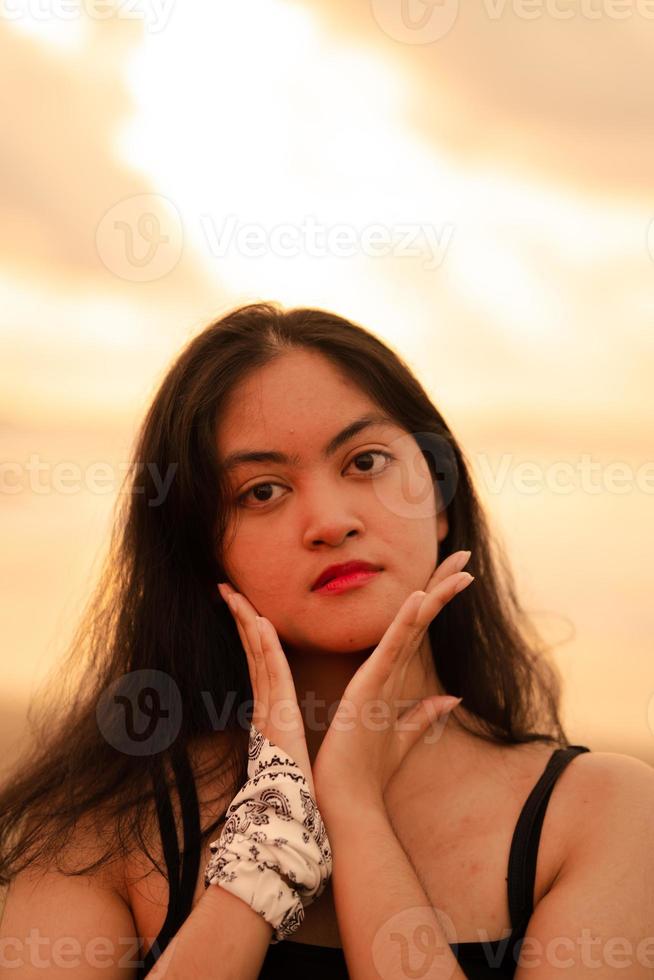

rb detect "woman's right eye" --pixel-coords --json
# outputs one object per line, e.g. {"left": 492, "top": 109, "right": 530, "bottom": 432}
{"left": 236, "top": 482, "right": 287, "bottom": 508}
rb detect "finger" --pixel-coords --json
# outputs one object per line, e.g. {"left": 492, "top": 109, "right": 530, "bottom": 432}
{"left": 395, "top": 696, "right": 462, "bottom": 751}
{"left": 232, "top": 598, "right": 298, "bottom": 710}
{"left": 255, "top": 616, "right": 298, "bottom": 703}
{"left": 423, "top": 550, "right": 471, "bottom": 593}
{"left": 370, "top": 572, "right": 474, "bottom": 683}
{"left": 412, "top": 571, "right": 474, "bottom": 631}
{"left": 366, "top": 589, "right": 426, "bottom": 682}
{"left": 254, "top": 618, "right": 315, "bottom": 793}
{"left": 218, "top": 584, "right": 269, "bottom": 728}
{"left": 396, "top": 572, "right": 474, "bottom": 673}
{"left": 229, "top": 594, "right": 270, "bottom": 711}
{"left": 219, "top": 587, "right": 257, "bottom": 690}
{"left": 231, "top": 605, "right": 258, "bottom": 690}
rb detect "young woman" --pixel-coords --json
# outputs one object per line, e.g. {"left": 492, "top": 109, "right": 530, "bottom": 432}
{"left": 1, "top": 302, "right": 651, "bottom": 979}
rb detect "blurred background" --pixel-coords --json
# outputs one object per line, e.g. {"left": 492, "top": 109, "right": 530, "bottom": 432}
{"left": 1, "top": 0, "right": 653, "bottom": 776}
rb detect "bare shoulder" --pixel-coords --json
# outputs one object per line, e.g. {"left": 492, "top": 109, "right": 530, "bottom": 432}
{"left": 558, "top": 750, "right": 654, "bottom": 853}
{"left": 0, "top": 816, "right": 138, "bottom": 977}
{"left": 2, "top": 733, "right": 241, "bottom": 974}
{"left": 509, "top": 752, "right": 654, "bottom": 976}
{"left": 20, "top": 733, "right": 238, "bottom": 905}
{"left": 122, "top": 734, "right": 239, "bottom": 910}
{"left": 49, "top": 811, "right": 136, "bottom": 907}
{"left": 447, "top": 735, "right": 653, "bottom": 887}
{"left": 556, "top": 749, "right": 654, "bottom": 811}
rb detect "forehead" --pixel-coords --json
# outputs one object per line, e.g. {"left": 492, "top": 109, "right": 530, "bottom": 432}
{"left": 216, "top": 351, "right": 387, "bottom": 451}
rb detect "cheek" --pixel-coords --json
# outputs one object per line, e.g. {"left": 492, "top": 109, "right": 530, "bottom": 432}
{"left": 223, "top": 527, "right": 289, "bottom": 594}
{"left": 380, "top": 508, "right": 438, "bottom": 589}
{"left": 373, "top": 453, "right": 438, "bottom": 526}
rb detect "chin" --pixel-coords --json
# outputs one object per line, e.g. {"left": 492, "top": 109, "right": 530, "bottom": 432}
{"left": 283, "top": 629, "right": 381, "bottom": 657}
{"left": 320, "top": 632, "right": 383, "bottom": 656}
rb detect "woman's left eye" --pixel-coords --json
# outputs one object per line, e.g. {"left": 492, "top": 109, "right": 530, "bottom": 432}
{"left": 235, "top": 450, "right": 394, "bottom": 507}
{"left": 348, "top": 450, "right": 394, "bottom": 474}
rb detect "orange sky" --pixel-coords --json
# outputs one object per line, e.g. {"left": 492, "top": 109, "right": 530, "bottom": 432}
{"left": 1, "top": 1, "right": 652, "bottom": 768}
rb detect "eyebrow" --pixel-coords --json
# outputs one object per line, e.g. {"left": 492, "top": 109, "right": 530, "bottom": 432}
{"left": 221, "top": 412, "right": 396, "bottom": 472}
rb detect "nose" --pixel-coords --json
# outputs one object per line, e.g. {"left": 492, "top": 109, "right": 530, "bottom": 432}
{"left": 301, "top": 487, "right": 366, "bottom": 548}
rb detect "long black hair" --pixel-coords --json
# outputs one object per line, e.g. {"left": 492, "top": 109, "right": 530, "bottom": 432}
{"left": 0, "top": 301, "right": 568, "bottom": 886}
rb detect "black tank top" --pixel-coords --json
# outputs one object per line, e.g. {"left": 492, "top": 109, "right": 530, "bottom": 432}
{"left": 135, "top": 743, "right": 591, "bottom": 979}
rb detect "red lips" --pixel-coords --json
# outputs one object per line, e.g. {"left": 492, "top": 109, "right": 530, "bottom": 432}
{"left": 311, "top": 560, "right": 382, "bottom": 591}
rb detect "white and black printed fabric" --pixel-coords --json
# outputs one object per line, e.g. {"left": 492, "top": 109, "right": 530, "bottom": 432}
{"left": 204, "top": 724, "right": 333, "bottom": 942}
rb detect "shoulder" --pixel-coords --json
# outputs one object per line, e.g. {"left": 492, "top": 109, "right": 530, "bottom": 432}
{"left": 51, "top": 811, "right": 136, "bottom": 904}
{"left": 515, "top": 752, "right": 654, "bottom": 976}
{"left": 0, "top": 814, "right": 136, "bottom": 944}
{"left": 21, "top": 734, "right": 239, "bottom": 933}
{"left": 42, "top": 734, "right": 237, "bottom": 903}
{"left": 560, "top": 748, "right": 654, "bottom": 806}
{"left": 556, "top": 750, "right": 654, "bottom": 864}
{"left": 492, "top": 743, "right": 653, "bottom": 884}
{"left": 122, "top": 734, "right": 239, "bottom": 891}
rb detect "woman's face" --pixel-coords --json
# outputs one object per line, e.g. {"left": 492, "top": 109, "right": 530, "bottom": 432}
{"left": 216, "top": 349, "right": 448, "bottom": 655}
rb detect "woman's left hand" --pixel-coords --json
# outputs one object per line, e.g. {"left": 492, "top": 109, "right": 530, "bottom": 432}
{"left": 312, "top": 551, "right": 474, "bottom": 818}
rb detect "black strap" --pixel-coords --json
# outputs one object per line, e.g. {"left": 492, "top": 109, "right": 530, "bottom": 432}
{"left": 172, "top": 747, "right": 202, "bottom": 918}
{"left": 507, "top": 744, "right": 591, "bottom": 934}
{"left": 137, "top": 749, "right": 230, "bottom": 976}
{"left": 139, "top": 749, "right": 201, "bottom": 973}
{"left": 139, "top": 758, "right": 182, "bottom": 974}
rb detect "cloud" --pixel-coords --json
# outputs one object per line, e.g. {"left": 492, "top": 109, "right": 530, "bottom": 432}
{"left": 0, "top": 15, "right": 212, "bottom": 298}
{"left": 302, "top": 0, "right": 654, "bottom": 195}
{"left": 0, "top": 17, "right": 140, "bottom": 277}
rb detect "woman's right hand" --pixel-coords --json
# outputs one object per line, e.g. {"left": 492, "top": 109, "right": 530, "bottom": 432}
{"left": 217, "top": 582, "right": 315, "bottom": 797}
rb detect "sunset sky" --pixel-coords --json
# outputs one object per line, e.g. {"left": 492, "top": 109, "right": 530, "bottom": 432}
{"left": 1, "top": 0, "right": 653, "bottom": 768}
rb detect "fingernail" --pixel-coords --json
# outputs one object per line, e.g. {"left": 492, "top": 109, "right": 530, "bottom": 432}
{"left": 456, "top": 550, "right": 472, "bottom": 570}
{"left": 455, "top": 573, "right": 474, "bottom": 593}
{"left": 439, "top": 698, "right": 463, "bottom": 721}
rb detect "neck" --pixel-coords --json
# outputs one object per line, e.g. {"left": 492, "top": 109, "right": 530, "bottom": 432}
{"left": 283, "top": 634, "right": 447, "bottom": 766}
